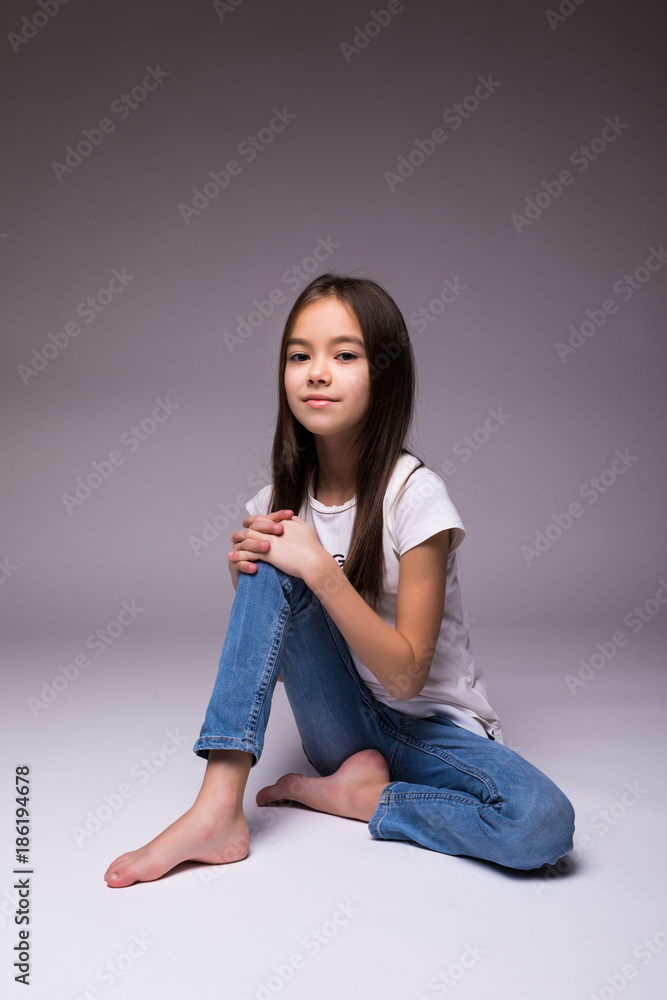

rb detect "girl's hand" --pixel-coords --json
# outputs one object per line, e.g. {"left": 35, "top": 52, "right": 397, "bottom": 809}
{"left": 228, "top": 510, "right": 294, "bottom": 581}
{"left": 231, "top": 515, "right": 326, "bottom": 582}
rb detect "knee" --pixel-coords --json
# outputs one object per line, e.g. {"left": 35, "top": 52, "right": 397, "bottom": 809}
{"left": 239, "top": 560, "right": 275, "bottom": 580}
{"left": 534, "top": 785, "right": 575, "bottom": 867}
{"left": 237, "top": 560, "right": 289, "bottom": 591}
{"left": 499, "top": 781, "right": 576, "bottom": 871}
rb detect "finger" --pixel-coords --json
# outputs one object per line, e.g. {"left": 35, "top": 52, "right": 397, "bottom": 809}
{"left": 230, "top": 536, "right": 271, "bottom": 552}
{"left": 264, "top": 509, "right": 293, "bottom": 523}
{"left": 234, "top": 521, "right": 283, "bottom": 541}
{"left": 266, "top": 512, "right": 292, "bottom": 531}
{"left": 229, "top": 546, "right": 265, "bottom": 563}
{"left": 242, "top": 510, "right": 290, "bottom": 526}
{"left": 237, "top": 561, "right": 259, "bottom": 574}
{"left": 240, "top": 513, "right": 290, "bottom": 533}
{"left": 233, "top": 526, "right": 269, "bottom": 541}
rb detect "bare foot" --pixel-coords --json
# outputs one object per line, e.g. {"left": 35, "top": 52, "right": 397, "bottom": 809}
{"left": 104, "top": 803, "right": 249, "bottom": 888}
{"left": 256, "top": 749, "right": 391, "bottom": 823}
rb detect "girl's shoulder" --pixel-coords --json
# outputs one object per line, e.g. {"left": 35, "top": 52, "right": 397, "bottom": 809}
{"left": 385, "top": 452, "right": 465, "bottom": 554}
{"left": 385, "top": 451, "right": 448, "bottom": 505}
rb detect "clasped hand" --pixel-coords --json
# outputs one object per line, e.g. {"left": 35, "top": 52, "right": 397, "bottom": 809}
{"left": 228, "top": 509, "right": 326, "bottom": 583}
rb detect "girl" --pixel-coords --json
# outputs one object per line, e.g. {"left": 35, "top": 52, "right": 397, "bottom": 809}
{"left": 105, "top": 273, "right": 574, "bottom": 887}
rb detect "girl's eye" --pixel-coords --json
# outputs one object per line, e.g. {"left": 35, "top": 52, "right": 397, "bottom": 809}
{"left": 287, "top": 351, "right": 358, "bottom": 362}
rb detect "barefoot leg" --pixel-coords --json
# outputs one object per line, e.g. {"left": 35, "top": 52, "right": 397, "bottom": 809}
{"left": 104, "top": 749, "right": 253, "bottom": 888}
{"left": 256, "top": 749, "right": 391, "bottom": 823}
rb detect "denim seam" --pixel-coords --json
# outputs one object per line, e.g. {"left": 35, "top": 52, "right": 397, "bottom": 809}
{"left": 371, "top": 781, "right": 499, "bottom": 840}
{"left": 381, "top": 790, "right": 490, "bottom": 807}
{"left": 244, "top": 598, "right": 290, "bottom": 745}
{"left": 379, "top": 728, "right": 501, "bottom": 803}
{"left": 386, "top": 713, "right": 406, "bottom": 774}
{"left": 193, "top": 735, "right": 261, "bottom": 759}
{"left": 369, "top": 785, "right": 392, "bottom": 837}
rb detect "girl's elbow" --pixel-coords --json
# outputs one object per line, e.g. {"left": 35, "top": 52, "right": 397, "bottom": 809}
{"left": 385, "top": 662, "right": 428, "bottom": 701}
{"left": 394, "top": 686, "right": 421, "bottom": 702}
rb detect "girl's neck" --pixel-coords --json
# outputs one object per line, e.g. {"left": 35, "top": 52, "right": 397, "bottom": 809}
{"left": 313, "top": 442, "right": 357, "bottom": 505}
{"left": 313, "top": 468, "right": 356, "bottom": 506}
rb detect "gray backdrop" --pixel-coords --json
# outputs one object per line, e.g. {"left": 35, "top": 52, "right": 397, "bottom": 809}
{"left": 2, "top": 0, "right": 665, "bottom": 640}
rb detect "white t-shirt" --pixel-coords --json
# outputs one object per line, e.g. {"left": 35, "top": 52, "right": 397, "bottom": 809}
{"left": 245, "top": 451, "right": 504, "bottom": 743}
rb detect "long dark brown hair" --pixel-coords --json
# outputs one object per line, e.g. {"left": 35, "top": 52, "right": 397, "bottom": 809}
{"left": 268, "top": 273, "right": 423, "bottom": 608}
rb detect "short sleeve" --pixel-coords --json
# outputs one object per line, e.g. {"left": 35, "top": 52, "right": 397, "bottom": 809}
{"left": 245, "top": 483, "right": 272, "bottom": 517}
{"left": 391, "top": 467, "right": 465, "bottom": 556}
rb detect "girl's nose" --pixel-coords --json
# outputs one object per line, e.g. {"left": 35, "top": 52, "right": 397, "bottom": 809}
{"left": 307, "top": 361, "right": 331, "bottom": 382}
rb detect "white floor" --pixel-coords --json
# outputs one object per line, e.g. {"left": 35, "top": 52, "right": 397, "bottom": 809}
{"left": 2, "top": 620, "right": 666, "bottom": 1000}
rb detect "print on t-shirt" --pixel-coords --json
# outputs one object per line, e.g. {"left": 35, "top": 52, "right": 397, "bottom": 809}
{"left": 332, "top": 553, "right": 345, "bottom": 568}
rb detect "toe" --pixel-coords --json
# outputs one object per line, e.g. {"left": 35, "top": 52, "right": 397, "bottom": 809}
{"left": 104, "top": 857, "right": 127, "bottom": 883}
{"left": 256, "top": 783, "right": 279, "bottom": 806}
{"left": 256, "top": 775, "right": 298, "bottom": 805}
{"left": 105, "top": 869, "right": 131, "bottom": 888}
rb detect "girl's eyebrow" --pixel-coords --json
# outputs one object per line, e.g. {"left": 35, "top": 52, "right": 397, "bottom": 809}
{"left": 286, "top": 335, "right": 365, "bottom": 349}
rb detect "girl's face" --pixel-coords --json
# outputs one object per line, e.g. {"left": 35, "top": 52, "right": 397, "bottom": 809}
{"left": 284, "top": 297, "right": 371, "bottom": 441}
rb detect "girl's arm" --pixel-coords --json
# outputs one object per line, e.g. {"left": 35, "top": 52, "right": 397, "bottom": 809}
{"left": 304, "top": 529, "right": 450, "bottom": 701}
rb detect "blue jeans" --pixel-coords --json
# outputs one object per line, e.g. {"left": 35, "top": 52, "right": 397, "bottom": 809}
{"left": 193, "top": 561, "right": 575, "bottom": 870}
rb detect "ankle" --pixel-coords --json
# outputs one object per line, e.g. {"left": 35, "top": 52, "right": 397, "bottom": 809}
{"left": 192, "top": 787, "right": 246, "bottom": 819}
{"left": 199, "top": 749, "right": 252, "bottom": 807}
{"left": 351, "top": 779, "right": 387, "bottom": 817}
